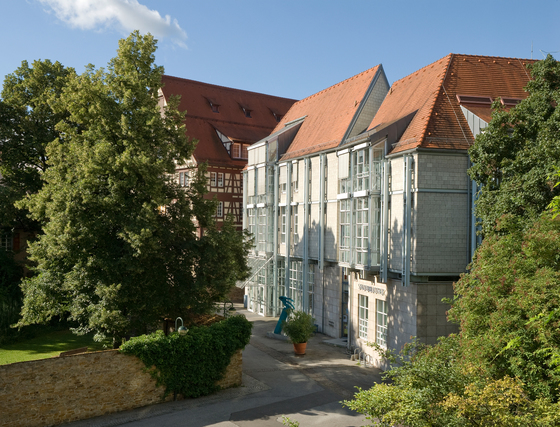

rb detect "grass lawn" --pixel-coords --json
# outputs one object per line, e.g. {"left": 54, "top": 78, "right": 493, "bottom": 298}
{"left": 0, "top": 330, "right": 111, "bottom": 365}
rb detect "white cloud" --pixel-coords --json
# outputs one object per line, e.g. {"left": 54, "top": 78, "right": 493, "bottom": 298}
{"left": 39, "top": 0, "right": 187, "bottom": 48}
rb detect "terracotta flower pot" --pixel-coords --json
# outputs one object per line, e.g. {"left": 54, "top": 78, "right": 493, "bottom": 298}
{"left": 293, "top": 342, "right": 307, "bottom": 355}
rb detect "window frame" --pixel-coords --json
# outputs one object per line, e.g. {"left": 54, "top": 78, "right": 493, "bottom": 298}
{"left": 376, "top": 299, "right": 388, "bottom": 347}
{"left": 359, "top": 294, "right": 369, "bottom": 339}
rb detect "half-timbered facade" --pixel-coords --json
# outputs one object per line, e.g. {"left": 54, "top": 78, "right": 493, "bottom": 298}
{"left": 159, "top": 76, "right": 296, "bottom": 230}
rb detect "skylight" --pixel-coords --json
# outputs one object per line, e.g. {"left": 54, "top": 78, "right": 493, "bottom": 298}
{"left": 456, "top": 95, "right": 493, "bottom": 105}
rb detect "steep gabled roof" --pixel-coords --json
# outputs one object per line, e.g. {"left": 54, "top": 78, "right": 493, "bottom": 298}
{"left": 275, "top": 65, "right": 386, "bottom": 161}
{"left": 368, "top": 54, "right": 536, "bottom": 154}
{"left": 160, "top": 75, "right": 296, "bottom": 167}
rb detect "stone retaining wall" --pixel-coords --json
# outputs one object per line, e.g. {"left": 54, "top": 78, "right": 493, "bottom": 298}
{"left": 0, "top": 349, "right": 242, "bottom": 427}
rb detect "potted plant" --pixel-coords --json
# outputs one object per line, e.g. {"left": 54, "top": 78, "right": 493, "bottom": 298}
{"left": 282, "top": 310, "right": 315, "bottom": 355}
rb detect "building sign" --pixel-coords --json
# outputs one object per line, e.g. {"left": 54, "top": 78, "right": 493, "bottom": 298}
{"left": 358, "top": 283, "right": 386, "bottom": 296}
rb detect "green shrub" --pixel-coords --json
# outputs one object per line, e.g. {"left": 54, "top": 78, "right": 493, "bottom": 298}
{"left": 120, "top": 315, "right": 252, "bottom": 398}
{"left": 283, "top": 311, "right": 315, "bottom": 344}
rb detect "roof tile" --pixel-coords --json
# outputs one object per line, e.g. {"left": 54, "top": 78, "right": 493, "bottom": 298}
{"left": 161, "top": 76, "right": 296, "bottom": 167}
{"left": 275, "top": 66, "right": 382, "bottom": 161}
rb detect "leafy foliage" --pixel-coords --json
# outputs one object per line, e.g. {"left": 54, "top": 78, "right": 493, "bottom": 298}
{"left": 344, "top": 336, "right": 470, "bottom": 427}
{"left": 15, "top": 32, "right": 252, "bottom": 345}
{"left": 0, "top": 59, "right": 74, "bottom": 231}
{"left": 449, "top": 212, "right": 560, "bottom": 402}
{"left": 120, "top": 315, "right": 252, "bottom": 398}
{"left": 345, "top": 336, "right": 560, "bottom": 427}
{"left": 468, "top": 54, "right": 560, "bottom": 236}
{"left": 0, "top": 248, "right": 23, "bottom": 344}
{"left": 282, "top": 310, "right": 315, "bottom": 344}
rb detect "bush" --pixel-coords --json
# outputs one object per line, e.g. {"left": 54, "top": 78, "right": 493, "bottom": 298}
{"left": 283, "top": 311, "right": 315, "bottom": 344}
{"left": 120, "top": 315, "right": 252, "bottom": 398}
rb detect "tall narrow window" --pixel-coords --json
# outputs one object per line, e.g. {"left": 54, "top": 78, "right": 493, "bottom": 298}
{"left": 257, "top": 207, "right": 267, "bottom": 252}
{"left": 1, "top": 233, "right": 12, "bottom": 251}
{"left": 248, "top": 208, "right": 256, "bottom": 240}
{"left": 232, "top": 143, "right": 241, "bottom": 158}
{"left": 353, "top": 148, "right": 370, "bottom": 191}
{"left": 217, "top": 173, "right": 224, "bottom": 187}
{"left": 210, "top": 172, "right": 217, "bottom": 187}
{"left": 241, "top": 145, "right": 248, "bottom": 159}
{"left": 289, "top": 260, "right": 303, "bottom": 310}
{"left": 216, "top": 201, "right": 224, "bottom": 217}
{"left": 292, "top": 207, "right": 299, "bottom": 243}
{"left": 359, "top": 295, "right": 369, "bottom": 339}
{"left": 353, "top": 197, "right": 369, "bottom": 266}
{"left": 339, "top": 199, "right": 351, "bottom": 263}
{"left": 307, "top": 264, "right": 315, "bottom": 312}
{"left": 376, "top": 299, "right": 388, "bottom": 347}
{"left": 280, "top": 207, "right": 286, "bottom": 244}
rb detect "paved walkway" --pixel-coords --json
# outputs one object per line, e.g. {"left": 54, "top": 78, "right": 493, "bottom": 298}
{"left": 66, "top": 306, "right": 383, "bottom": 427}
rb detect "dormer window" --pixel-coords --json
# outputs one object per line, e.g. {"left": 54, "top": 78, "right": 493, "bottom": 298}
{"left": 456, "top": 95, "right": 493, "bottom": 105}
{"left": 241, "top": 106, "right": 252, "bottom": 118}
{"left": 207, "top": 98, "right": 220, "bottom": 113}
{"left": 501, "top": 97, "right": 523, "bottom": 106}
{"left": 232, "top": 143, "right": 248, "bottom": 159}
{"left": 271, "top": 111, "right": 282, "bottom": 122}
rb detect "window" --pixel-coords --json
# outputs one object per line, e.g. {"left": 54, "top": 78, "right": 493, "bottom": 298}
{"left": 292, "top": 207, "right": 299, "bottom": 243}
{"left": 371, "top": 149, "right": 383, "bottom": 191}
{"left": 359, "top": 295, "right": 369, "bottom": 339}
{"left": 216, "top": 201, "right": 224, "bottom": 217}
{"left": 247, "top": 208, "right": 256, "bottom": 240}
{"left": 257, "top": 207, "right": 267, "bottom": 252}
{"left": 232, "top": 143, "right": 241, "bottom": 159}
{"left": 241, "top": 145, "right": 248, "bottom": 159}
{"left": 307, "top": 264, "right": 315, "bottom": 312}
{"left": 376, "top": 299, "right": 388, "bottom": 347}
{"left": 280, "top": 207, "right": 286, "bottom": 244}
{"left": 1, "top": 234, "right": 12, "bottom": 251}
{"left": 281, "top": 182, "right": 287, "bottom": 193}
{"left": 339, "top": 199, "right": 351, "bottom": 263}
{"left": 179, "top": 171, "right": 189, "bottom": 187}
{"left": 353, "top": 148, "right": 370, "bottom": 192}
{"left": 291, "top": 161, "right": 299, "bottom": 193}
{"left": 208, "top": 100, "right": 220, "bottom": 113}
{"left": 353, "top": 198, "right": 369, "bottom": 265}
{"left": 217, "top": 173, "right": 224, "bottom": 187}
{"left": 289, "top": 260, "right": 303, "bottom": 310}
{"left": 210, "top": 172, "right": 217, "bottom": 187}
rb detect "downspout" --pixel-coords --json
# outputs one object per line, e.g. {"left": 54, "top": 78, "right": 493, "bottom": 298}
{"left": 242, "top": 170, "right": 248, "bottom": 230}
{"left": 285, "top": 162, "right": 292, "bottom": 298}
{"left": 302, "top": 157, "right": 310, "bottom": 313}
{"left": 273, "top": 162, "right": 279, "bottom": 315}
{"left": 319, "top": 153, "right": 326, "bottom": 272}
{"left": 402, "top": 155, "right": 412, "bottom": 286}
{"left": 380, "top": 159, "right": 390, "bottom": 283}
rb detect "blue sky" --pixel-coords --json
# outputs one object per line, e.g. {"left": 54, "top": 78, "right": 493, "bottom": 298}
{"left": 1, "top": 0, "right": 559, "bottom": 100}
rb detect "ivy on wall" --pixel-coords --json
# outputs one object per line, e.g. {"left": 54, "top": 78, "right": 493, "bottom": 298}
{"left": 120, "top": 315, "right": 252, "bottom": 398}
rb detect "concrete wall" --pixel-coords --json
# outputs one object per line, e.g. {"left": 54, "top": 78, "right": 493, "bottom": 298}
{"left": 413, "top": 153, "right": 470, "bottom": 274}
{"left": 0, "top": 349, "right": 242, "bottom": 427}
{"left": 416, "top": 282, "right": 458, "bottom": 345}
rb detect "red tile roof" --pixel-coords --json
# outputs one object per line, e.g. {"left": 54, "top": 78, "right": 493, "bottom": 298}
{"left": 368, "top": 54, "right": 536, "bottom": 154}
{"left": 160, "top": 76, "right": 296, "bottom": 167}
{"left": 274, "top": 66, "right": 383, "bottom": 161}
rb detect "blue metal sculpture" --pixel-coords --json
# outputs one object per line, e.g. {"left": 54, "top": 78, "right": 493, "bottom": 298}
{"left": 274, "top": 296, "right": 295, "bottom": 335}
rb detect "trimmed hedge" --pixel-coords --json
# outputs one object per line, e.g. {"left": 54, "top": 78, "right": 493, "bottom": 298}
{"left": 120, "top": 315, "right": 252, "bottom": 398}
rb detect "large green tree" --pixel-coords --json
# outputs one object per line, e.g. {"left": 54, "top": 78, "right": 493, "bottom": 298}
{"left": 0, "top": 60, "right": 74, "bottom": 231}
{"left": 469, "top": 54, "right": 560, "bottom": 236}
{"left": 16, "top": 32, "right": 251, "bottom": 345}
